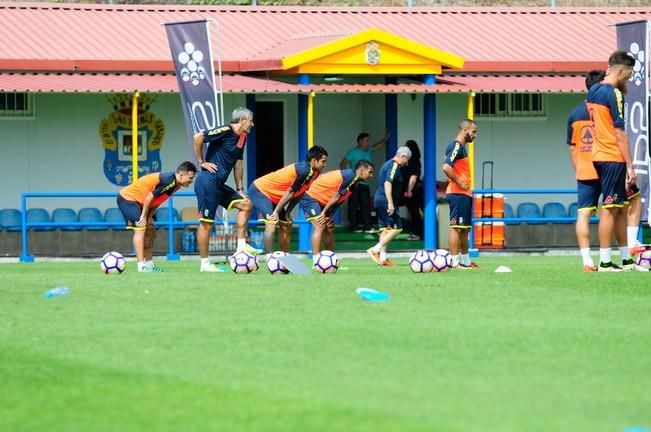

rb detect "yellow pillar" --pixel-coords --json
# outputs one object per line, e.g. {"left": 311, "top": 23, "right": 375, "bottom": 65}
{"left": 307, "top": 90, "right": 315, "bottom": 149}
{"left": 131, "top": 91, "right": 140, "bottom": 182}
{"left": 467, "top": 91, "right": 475, "bottom": 188}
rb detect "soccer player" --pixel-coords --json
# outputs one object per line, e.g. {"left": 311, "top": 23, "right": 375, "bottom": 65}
{"left": 367, "top": 146, "right": 412, "bottom": 266}
{"left": 586, "top": 50, "right": 636, "bottom": 271}
{"left": 567, "top": 70, "right": 605, "bottom": 271}
{"left": 248, "top": 145, "right": 329, "bottom": 253}
{"left": 299, "top": 160, "right": 375, "bottom": 262}
{"left": 117, "top": 161, "right": 197, "bottom": 272}
{"left": 193, "top": 107, "right": 260, "bottom": 273}
{"left": 442, "top": 119, "right": 479, "bottom": 269}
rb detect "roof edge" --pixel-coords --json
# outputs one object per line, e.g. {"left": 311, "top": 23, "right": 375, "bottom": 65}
{"left": 2, "top": 2, "right": 650, "bottom": 14}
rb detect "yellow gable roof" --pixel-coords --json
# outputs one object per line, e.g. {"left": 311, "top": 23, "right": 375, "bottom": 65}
{"left": 281, "top": 28, "right": 464, "bottom": 75}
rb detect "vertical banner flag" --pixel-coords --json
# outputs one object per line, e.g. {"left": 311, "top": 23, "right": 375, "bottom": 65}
{"left": 165, "top": 20, "right": 223, "bottom": 157}
{"left": 617, "top": 21, "right": 650, "bottom": 221}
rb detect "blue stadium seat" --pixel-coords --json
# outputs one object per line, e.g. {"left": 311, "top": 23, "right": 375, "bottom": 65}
{"left": 155, "top": 207, "right": 180, "bottom": 230}
{"left": 0, "top": 208, "right": 21, "bottom": 232}
{"left": 27, "top": 208, "right": 55, "bottom": 231}
{"left": 104, "top": 207, "right": 126, "bottom": 230}
{"left": 542, "top": 202, "right": 568, "bottom": 224}
{"left": 568, "top": 202, "right": 578, "bottom": 219}
{"left": 517, "top": 202, "right": 544, "bottom": 225}
{"left": 503, "top": 203, "right": 519, "bottom": 225}
{"left": 53, "top": 208, "right": 79, "bottom": 231}
{"left": 78, "top": 207, "right": 106, "bottom": 231}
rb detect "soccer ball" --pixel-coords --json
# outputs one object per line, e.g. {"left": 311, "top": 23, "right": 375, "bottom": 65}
{"left": 266, "top": 251, "right": 289, "bottom": 275}
{"left": 429, "top": 249, "right": 452, "bottom": 272}
{"left": 100, "top": 251, "right": 126, "bottom": 274}
{"left": 229, "top": 251, "right": 259, "bottom": 274}
{"left": 313, "top": 250, "right": 339, "bottom": 274}
{"left": 408, "top": 250, "right": 435, "bottom": 273}
{"left": 636, "top": 249, "right": 651, "bottom": 269}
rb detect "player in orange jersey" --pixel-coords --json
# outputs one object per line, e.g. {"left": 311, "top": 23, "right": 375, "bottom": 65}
{"left": 118, "top": 161, "right": 196, "bottom": 272}
{"left": 299, "top": 160, "right": 375, "bottom": 263}
{"left": 442, "top": 119, "right": 479, "bottom": 270}
{"left": 248, "top": 145, "right": 329, "bottom": 253}
{"left": 567, "top": 70, "right": 605, "bottom": 272}
{"left": 586, "top": 50, "right": 636, "bottom": 271}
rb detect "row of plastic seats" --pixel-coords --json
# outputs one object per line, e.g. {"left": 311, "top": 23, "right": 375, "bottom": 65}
{"left": 0, "top": 207, "right": 187, "bottom": 232}
{"left": 503, "top": 202, "right": 578, "bottom": 225}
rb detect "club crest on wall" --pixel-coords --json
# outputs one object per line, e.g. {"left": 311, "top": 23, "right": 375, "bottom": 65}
{"left": 365, "top": 41, "right": 380, "bottom": 66}
{"left": 99, "top": 94, "right": 165, "bottom": 186}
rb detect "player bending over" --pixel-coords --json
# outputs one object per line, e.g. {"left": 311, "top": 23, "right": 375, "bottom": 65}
{"left": 299, "top": 160, "right": 375, "bottom": 265}
{"left": 118, "top": 161, "right": 197, "bottom": 272}
{"left": 248, "top": 145, "right": 329, "bottom": 254}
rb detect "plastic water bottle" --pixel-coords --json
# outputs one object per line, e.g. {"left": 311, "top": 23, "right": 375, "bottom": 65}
{"left": 44, "top": 287, "right": 69, "bottom": 299}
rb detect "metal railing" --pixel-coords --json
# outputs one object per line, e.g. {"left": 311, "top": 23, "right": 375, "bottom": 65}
{"left": 18, "top": 191, "right": 284, "bottom": 262}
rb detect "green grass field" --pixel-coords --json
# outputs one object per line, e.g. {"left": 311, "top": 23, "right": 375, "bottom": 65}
{"left": 1, "top": 256, "right": 650, "bottom": 432}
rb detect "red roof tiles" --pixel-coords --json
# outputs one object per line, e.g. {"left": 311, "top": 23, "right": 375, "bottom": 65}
{"left": 0, "top": 3, "right": 649, "bottom": 74}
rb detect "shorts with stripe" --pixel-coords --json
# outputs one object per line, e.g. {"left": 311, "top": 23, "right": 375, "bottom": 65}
{"left": 248, "top": 183, "right": 289, "bottom": 223}
{"left": 577, "top": 179, "right": 601, "bottom": 212}
{"left": 194, "top": 171, "right": 245, "bottom": 222}
{"left": 299, "top": 193, "right": 336, "bottom": 221}
{"left": 376, "top": 205, "right": 402, "bottom": 230}
{"left": 447, "top": 193, "right": 472, "bottom": 228}
{"left": 594, "top": 161, "right": 626, "bottom": 208}
{"left": 117, "top": 194, "right": 146, "bottom": 231}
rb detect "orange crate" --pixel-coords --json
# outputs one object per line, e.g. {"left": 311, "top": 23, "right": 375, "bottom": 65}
{"left": 473, "top": 222, "right": 505, "bottom": 249}
{"left": 473, "top": 193, "right": 505, "bottom": 218}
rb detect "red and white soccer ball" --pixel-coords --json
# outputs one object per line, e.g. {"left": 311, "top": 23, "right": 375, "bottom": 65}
{"left": 229, "top": 251, "right": 259, "bottom": 274}
{"left": 266, "top": 251, "right": 289, "bottom": 275}
{"left": 313, "top": 250, "right": 339, "bottom": 274}
{"left": 408, "top": 250, "right": 435, "bottom": 273}
{"left": 636, "top": 249, "right": 651, "bottom": 269}
{"left": 100, "top": 251, "right": 126, "bottom": 274}
{"left": 429, "top": 249, "right": 452, "bottom": 272}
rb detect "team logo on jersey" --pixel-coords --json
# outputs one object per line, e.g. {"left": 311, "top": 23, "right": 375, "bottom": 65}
{"left": 450, "top": 217, "right": 457, "bottom": 225}
{"left": 604, "top": 195, "right": 615, "bottom": 205}
{"left": 99, "top": 95, "right": 165, "bottom": 186}
{"left": 365, "top": 41, "right": 380, "bottom": 66}
{"left": 176, "top": 42, "right": 207, "bottom": 87}
{"left": 627, "top": 42, "right": 645, "bottom": 87}
{"left": 580, "top": 125, "right": 594, "bottom": 147}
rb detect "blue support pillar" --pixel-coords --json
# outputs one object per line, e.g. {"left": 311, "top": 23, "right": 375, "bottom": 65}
{"left": 245, "top": 94, "right": 257, "bottom": 187}
{"left": 297, "top": 74, "right": 311, "bottom": 252}
{"left": 385, "top": 77, "right": 398, "bottom": 159}
{"left": 423, "top": 93, "right": 437, "bottom": 250}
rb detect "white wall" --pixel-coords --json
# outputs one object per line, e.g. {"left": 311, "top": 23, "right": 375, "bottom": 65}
{"left": 0, "top": 91, "right": 584, "bottom": 217}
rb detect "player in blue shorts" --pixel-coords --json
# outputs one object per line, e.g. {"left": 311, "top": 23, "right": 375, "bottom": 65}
{"left": 443, "top": 119, "right": 479, "bottom": 269}
{"left": 248, "top": 145, "right": 328, "bottom": 253}
{"left": 366, "top": 147, "right": 411, "bottom": 266}
{"left": 193, "top": 107, "right": 260, "bottom": 272}
{"left": 567, "top": 70, "right": 604, "bottom": 271}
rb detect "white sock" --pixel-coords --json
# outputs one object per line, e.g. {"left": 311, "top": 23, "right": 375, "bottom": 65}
{"left": 372, "top": 243, "right": 381, "bottom": 253}
{"left": 580, "top": 248, "right": 594, "bottom": 266}
{"left": 144, "top": 260, "right": 154, "bottom": 268}
{"left": 313, "top": 254, "right": 319, "bottom": 264}
{"left": 619, "top": 247, "right": 630, "bottom": 261}
{"left": 461, "top": 253, "right": 471, "bottom": 266}
{"left": 201, "top": 258, "right": 211, "bottom": 267}
{"left": 137, "top": 261, "right": 146, "bottom": 271}
{"left": 237, "top": 238, "right": 247, "bottom": 251}
{"left": 627, "top": 226, "right": 640, "bottom": 247}
{"left": 379, "top": 251, "right": 387, "bottom": 263}
{"left": 451, "top": 254, "right": 460, "bottom": 266}
{"left": 600, "top": 248, "right": 612, "bottom": 264}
